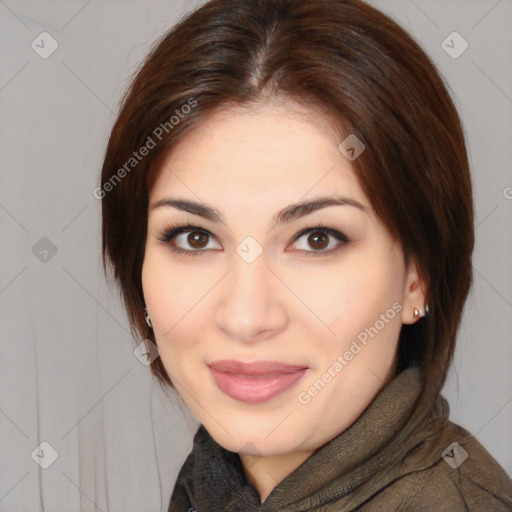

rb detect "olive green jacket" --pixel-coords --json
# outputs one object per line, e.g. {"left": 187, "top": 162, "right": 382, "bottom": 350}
{"left": 168, "top": 366, "right": 512, "bottom": 511}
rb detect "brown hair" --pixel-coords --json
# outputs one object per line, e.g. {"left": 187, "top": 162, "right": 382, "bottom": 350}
{"left": 101, "top": 0, "right": 474, "bottom": 407}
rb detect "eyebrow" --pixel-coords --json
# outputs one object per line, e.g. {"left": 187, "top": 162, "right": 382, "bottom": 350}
{"left": 149, "top": 195, "right": 368, "bottom": 227}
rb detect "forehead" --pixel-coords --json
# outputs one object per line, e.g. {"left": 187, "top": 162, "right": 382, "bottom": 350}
{"left": 149, "top": 101, "right": 366, "bottom": 209}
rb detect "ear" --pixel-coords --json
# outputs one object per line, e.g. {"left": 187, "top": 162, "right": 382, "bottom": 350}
{"left": 401, "top": 257, "right": 428, "bottom": 325}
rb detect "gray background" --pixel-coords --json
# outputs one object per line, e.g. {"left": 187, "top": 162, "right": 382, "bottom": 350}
{"left": 0, "top": 0, "right": 511, "bottom": 510}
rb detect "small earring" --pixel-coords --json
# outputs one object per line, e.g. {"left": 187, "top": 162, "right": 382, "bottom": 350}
{"left": 413, "top": 307, "right": 421, "bottom": 318}
{"left": 425, "top": 304, "right": 430, "bottom": 315}
{"left": 144, "top": 307, "right": 152, "bottom": 329}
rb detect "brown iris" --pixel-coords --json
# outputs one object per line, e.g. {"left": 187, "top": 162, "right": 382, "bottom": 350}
{"left": 307, "top": 231, "right": 329, "bottom": 250}
{"left": 188, "top": 231, "right": 209, "bottom": 249}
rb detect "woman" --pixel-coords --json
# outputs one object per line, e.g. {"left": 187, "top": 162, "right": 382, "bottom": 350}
{"left": 100, "top": 0, "right": 512, "bottom": 510}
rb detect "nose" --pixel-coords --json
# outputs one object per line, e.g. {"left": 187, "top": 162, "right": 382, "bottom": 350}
{"left": 214, "top": 255, "right": 288, "bottom": 343}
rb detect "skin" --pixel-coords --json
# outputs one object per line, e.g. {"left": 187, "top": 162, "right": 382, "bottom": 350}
{"left": 142, "top": 97, "right": 426, "bottom": 504}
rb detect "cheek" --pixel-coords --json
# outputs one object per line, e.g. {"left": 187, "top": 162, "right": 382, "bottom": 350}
{"left": 282, "top": 257, "right": 385, "bottom": 329}
{"left": 141, "top": 251, "right": 216, "bottom": 377}
{"left": 287, "top": 253, "right": 403, "bottom": 356}
{"left": 142, "top": 250, "right": 208, "bottom": 329}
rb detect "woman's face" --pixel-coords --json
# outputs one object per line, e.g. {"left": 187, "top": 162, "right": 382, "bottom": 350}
{"left": 142, "top": 100, "right": 425, "bottom": 458}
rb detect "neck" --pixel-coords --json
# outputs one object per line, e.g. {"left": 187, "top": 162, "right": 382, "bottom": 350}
{"left": 240, "top": 448, "right": 315, "bottom": 503}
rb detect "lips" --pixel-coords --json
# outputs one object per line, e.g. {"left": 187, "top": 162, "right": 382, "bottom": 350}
{"left": 208, "top": 359, "right": 307, "bottom": 375}
{"left": 208, "top": 359, "right": 308, "bottom": 403}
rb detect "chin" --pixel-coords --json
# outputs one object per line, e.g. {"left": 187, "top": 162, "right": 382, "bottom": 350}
{"left": 208, "top": 417, "right": 308, "bottom": 455}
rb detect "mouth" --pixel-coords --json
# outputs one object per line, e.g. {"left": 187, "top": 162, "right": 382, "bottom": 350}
{"left": 207, "top": 359, "right": 309, "bottom": 404}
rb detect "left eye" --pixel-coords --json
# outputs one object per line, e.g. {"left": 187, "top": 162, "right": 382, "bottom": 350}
{"left": 289, "top": 227, "right": 349, "bottom": 256}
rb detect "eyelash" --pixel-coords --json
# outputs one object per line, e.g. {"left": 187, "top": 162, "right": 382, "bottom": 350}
{"left": 156, "top": 222, "right": 350, "bottom": 258}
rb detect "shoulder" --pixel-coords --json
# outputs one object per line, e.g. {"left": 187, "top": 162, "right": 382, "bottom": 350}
{"left": 372, "top": 461, "right": 511, "bottom": 511}
{"left": 367, "top": 420, "right": 512, "bottom": 511}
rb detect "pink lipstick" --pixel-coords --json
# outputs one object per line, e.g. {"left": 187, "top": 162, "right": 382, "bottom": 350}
{"left": 208, "top": 360, "right": 308, "bottom": 404}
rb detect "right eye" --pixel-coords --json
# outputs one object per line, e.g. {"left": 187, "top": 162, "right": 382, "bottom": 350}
{"left": 157, "top": 223, "right": 222, "bottom": 256}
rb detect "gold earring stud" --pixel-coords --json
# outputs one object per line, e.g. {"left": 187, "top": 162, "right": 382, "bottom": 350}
{"left": 413, "top": 307, "right": 420, "bottom": 318}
